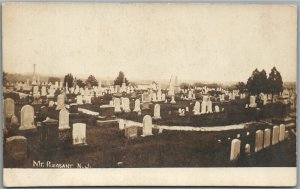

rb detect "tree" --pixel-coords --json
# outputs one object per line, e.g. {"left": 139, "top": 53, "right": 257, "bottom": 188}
{"left": 76, "top": 79, "right": 85, "bottom": 88}
{"left": 3, "top": 72, "right": 8, "bottom": 86}
{"left": 114, "top": 71, "right": 129, "bottom": 86}
{"left": 63, "top": 73, "right": 74, "bottom": 88}
{"left": 180, "top": 82, "right": 190, "bottom": 90}
{"left": 246, "top": 69, "right": 268, "bottom": 95}
{"left": 86, "top": 75, "right": 98, "bottom": 87}
{"left": 48, "top": 76, "right": 61, "bottom": 84}
{"left": 236, "top": 82, "right": 246, "bottom": 93}
{"left": 267, "top": 67, "right": 283, "bottom": 96}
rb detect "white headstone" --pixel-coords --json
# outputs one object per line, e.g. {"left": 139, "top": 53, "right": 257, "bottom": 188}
{"left": 201, "top": 101, "right": 207, "bottom": 114}
{"left": 56, "top": 94, "right": 65, "bottom": 110}
{"left": 215, "top": 105, "right": 220, "bottom": 113}
{"left": 72, "top": 123, "right": 87, "bottom": 145}
{"left": 19, "top": 105, "right": 36, "bottom": 131}
{"left": 170, "top": 96, "right": 176, "bottom": 104}
{"left": 193, "top": 101, "right": 200, "bottom": 115}
{"left": 272, "top": 125, "right": 280, "bottom": 145}
{"left": 207, "top": 100, "right": 213, "bottom": 113}
{"left": 59, "top": 108, "right": 70, "bottom": 130}
{"left": 114, "top": 98, "right": 121, "bottom": 112}
{"left": 245, "top": 144, "right": 251, "bottom": 156}
{"left": 119, "top": 119, "right": 125, "bottom": 130}
{"left": 230, "top": 139, "right": 241, "bottom": 161}
{"left": 4, "top": 98, "right": 15, "bottom": 119}
{"left": 255, "top": 130, "right": 263, "bottom": 152}
{"left": 161, "top": 93, "right": 166, "bottom": 101}
{"left": 41, "top": 86, "right": 47, "bottom": 96}
{"left": 122, "top": 98, "right": 131, "bottom": 112}
{"left": 153, "top": 104, "right": 161, "bottom": 119}
{"left": 279, "top": 124, "right": 286, "bottom": 142}
{"left": 142, "top": 115, "right": 153, "bottom": 136}
{"left": 263, "top": 128, "right": 271, "bottom": 148}
{"left": 249, "top": 96, "right": 257, "bottom": 108}
{"left": 133, "top": 99, "right": 141, "bottom": 112}
{"left": 76, "top": 95, "right": 83, "bottom": 105}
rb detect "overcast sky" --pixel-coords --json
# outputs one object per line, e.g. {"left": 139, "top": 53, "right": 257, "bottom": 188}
{"left": 3, "top": 3, "right": 297, "bottom": 83}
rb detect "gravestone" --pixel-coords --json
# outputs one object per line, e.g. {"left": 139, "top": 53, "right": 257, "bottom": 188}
{"left": 56, "top": 94, "right": 65, "bottom": 110}
{"left": 19, "top": 105, "right": 37, "bottom": 132}
{"left": 84, "top": 95, "right": 92, "bottom": 104}
{"left": 41, "top": 118, "right": 59, "bottom": 149}
{"left": 201, "top": 101, "right": 207, "bottom": 114}
{"left": 157, "top": 91, "right": 162, "bottom": 101}
{"left": 76, "top": 95, "right": 83, "bottom": 105}
{"left": 33, "top": 85, "right": 39, "bottom": 94}
{"left": 133, "top": 99, "right": 141, "bottom": 112}
{"left": 125, "top": 126, "right": 138, "bottom": 139}
{"left": 249, "top": 96, "right": 257, "bottom": 108}
{"left": 142, "top": 115, "right": 153, "bottom": 136}
{"left": 152, "top": 93, "right": 157, "bottom": 102}
{"left": 255, "top": 130, "right": 263, "bottom": 152}
{"left": 285, "top": 131, "right": 289, "bottom": 140}
{"left": 179, "top": 109, "right": 185, "bottom": 116}
{"left": 119, "top": 119, "right": 125, "bottom": 130}
{"left": 279, "top": 124, "right": 286, "bottom": 142}
{"left": 193, "top": 101, "right": 200, "bottom": 115}
{"left": 188, "top": 90, "right": 192, "bottom": 100}
{"left": 6, "top": 136, "right": 27, "bottom": 161}
{"left": 215, "top": 105, "right": 220, "bottom": 113}
{"left": 72, "top": 123, "right": 87, "bottom": 145}
{"left": 207, "top": 100, "right": 213, "bottom": 113}
{"left": 122, "top": 98, "right": 131, "bottom": 112}
{"left": 142, "top": 93, "right": 151, "bottom": 103}
{"left": 170, "top": 96, "right": 176, "bottom": 104}
{"left": 114, "top": 98, "right": 122, "bottom": 112}
{"left": 245, "top": 144, "right": 251, "bottom": 156}
{"left": 49, "top": 100, "right": 55, "bottom": 108}
{"left": 4, "top": 98, "right": 15, "bottom": 119}
{"left": 161, "top": 93, "right": 166, "bottom": 101}
{"left": 272, "top": 125, "right": 280, "bottom": 145}
{"left": 99, "top": 105, "right": 115, "bottom": 117}
{"left": 59, "top": 108, "right": 70, "bottom": 130}
{"left": 230, "top": 139, "right": 241, "bottom": 161}
{"left": 153, "top": 104, "right": 161, "bottom": 119}
{"left": 41, "top": 86, "right": 47, "bottom": 96}
{"left": 263, "top": 129, "right": 271, "bottom": 148}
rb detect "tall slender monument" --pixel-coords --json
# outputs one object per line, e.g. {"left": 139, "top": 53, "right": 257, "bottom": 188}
{"left": 32, "top": 64, "right": 37, "bottom": 85}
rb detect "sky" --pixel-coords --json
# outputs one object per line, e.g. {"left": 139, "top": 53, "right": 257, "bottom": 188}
{"left": 3, "top": 3, "right": 297, "bottom": 83}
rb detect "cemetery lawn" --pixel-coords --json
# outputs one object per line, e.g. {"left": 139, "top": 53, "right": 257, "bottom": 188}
{"left": 4, "top": 121, "right": 296, "bottom": 168}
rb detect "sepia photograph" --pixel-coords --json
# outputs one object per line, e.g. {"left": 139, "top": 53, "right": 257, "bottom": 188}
{"left": 2, "top": 2, "right": 297, "bottom": 187}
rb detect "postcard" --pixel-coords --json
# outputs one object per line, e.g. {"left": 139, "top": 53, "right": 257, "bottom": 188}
{"left": 2, "top": 3, "right": 297, "bottom": 187}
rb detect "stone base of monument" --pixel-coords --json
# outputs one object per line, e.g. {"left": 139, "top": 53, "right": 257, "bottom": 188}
{"left": 272, "top": 117, "right": 293, "bottom": 125}
{"left": 141, "top": 133, "right": 153, "bottom": 137}
{"left": 6, "top": 136, "right": 28, "bottom": 162}
{"left": 59, "top": 128, "right": 72, "bottom": 145}
{"left": 18, "top": 127, "right": 38, "bottom": 136}
{"left": 96, "top": 119, "right": 118, "bottom": 127}
{"left": 153, "top": 116, "right": 161, "bottom": 120}
{"left": 125, "top": 126, "right": 138, "bottom": 139}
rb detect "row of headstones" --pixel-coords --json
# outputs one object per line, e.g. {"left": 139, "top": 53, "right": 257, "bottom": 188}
{"left": 119, "top": 115, "right": 157, "bottom": 138}
{"left": 5, "top": 122, "right": 88, "bottom": 161}
{"left": 193, "top": 101, "right": 223, "bottom": 115}
{"left": 230, "top": 124, "right": 287, "bottom": 161}
{"left": 4, "top": 98, "right": 71, "bottom": 132}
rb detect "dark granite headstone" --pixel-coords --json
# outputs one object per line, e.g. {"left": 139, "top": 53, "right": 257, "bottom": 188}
{"left": 41, "top": 118, "right": 59, "bottom": 149}
{"left": 125, "top": 126, "right": 138, "bottom": 139}
{"left": 6, "top": 136, "right": 27, "bottom": 161}
{"left": 99, "top": 105, "right": 115, "bottom": 117}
